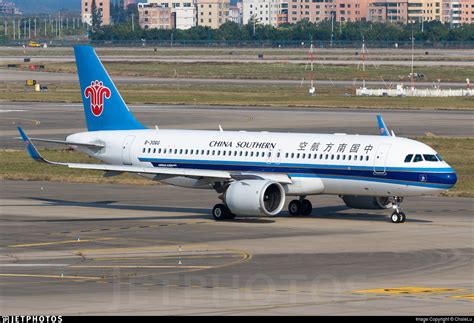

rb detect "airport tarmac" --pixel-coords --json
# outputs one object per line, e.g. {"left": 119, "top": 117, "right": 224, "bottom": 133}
{"left": 0, "top": 180, "right": 473, "bottom": 315}
{"left": 1, "top": 102, "right": 473, "bottom": 149}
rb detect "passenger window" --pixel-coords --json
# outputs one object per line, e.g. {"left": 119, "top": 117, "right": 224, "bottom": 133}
{"left": 286, "top": 153, "right": 289, "bottom": 158}
{"left": 320, "top": 154, "right": 323, "bottom": 159}
{"left": 423, "top": 154, "right": 438, "bottom": 162}
{"left": 404, "top": 154, "right": 413, "bottom": 163}
{"left": 240, "top": 151, "right": 243, "bottom": 156}
{"left": 360, "top": 155, "right": 363, "bottom": 161}
{"left": 337, "top": 155, "right": 340, "bottom": 160}
{"left": 366, "top": 156, "right": 369, "bottom": 161}
{"left": 174, "top": 149, "right": 178, "bottom": 154}
{"left": 277, "top": 152, "right": 281, "bottom": 158}
{"left": 297, "top": 153, "right": 300, "bottom": 159}
{"left": 212, "top": 150, "right": 216, "bottom": 156}
{"left": 207, "top": 150, "right": 210, "bottom": 155}
{"left": 153, "top": 148, "right": 156, "bottom": 153}
{"left": 148, "top": 148, "right": 151, "bottom": 153}
{"left": 180, "top": 149, "right": 183, "bottom": 154}
{"left": 302, "top": 153, "right": 305, "bottom": 158}
{"left": 217, "top": 151, "right": 221, "bottom": 156}
{"left": 142, "top": 148, "right": 146, "bottom": 153}
{"left": 413, "top": 154, "right": 423, "bottom": 162}
{"left": 245, "top": 151, "right": 249, "bottom": 157}
{"left": 268, "top": 152, "right": 271, "bottom": 157}
{"left": 331, "top": 155, "right": 334, "bottom": 160}
{"left": 325, "top": 154, "right": 328, "bottom": 159}
{"left": 348, "top": 155, "right": 351, "bottom": 161}
{"left": 250, "top": 152, "right": 254, "bottom": 157}
{"left": 256, "top": 152, "right": 259, "bottom": 157}
{"left": 291, "top": 153, "right": 294, "bottom": 158}
{"left": 342, "top": 155, "right": 346, "bottom": 160}
{"left": 201, "top": 150, "right": 205, "bottom": 155}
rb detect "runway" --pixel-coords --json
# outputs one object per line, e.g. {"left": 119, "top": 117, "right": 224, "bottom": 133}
{"left": 1, "top": 102, "right": 473, "bottom": 149}
{"left": 0, "top": 180, "right": 472, "bottom": 315}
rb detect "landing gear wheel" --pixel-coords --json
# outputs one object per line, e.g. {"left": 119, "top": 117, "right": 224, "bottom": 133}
{"left": 301, "top": 199, "right": 313, "bottom": 216}
{"left": 399, "top": 212, "right": 406, "bottom": 223}
{"left": 391, "top": 212, "right": 401, "bottom": 223}
{"left": 212, "top": 204, "right": 230, "bottom": 221}
{"left": 288, "top": 200, "right": 302, "bottom": 216}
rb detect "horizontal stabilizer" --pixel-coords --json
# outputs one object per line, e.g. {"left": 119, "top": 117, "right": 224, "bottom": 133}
{"left": 14, "top": 136, "right": 105, "bottom": 148}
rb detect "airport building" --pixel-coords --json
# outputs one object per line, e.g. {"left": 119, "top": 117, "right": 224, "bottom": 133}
{"left": 82, "top": 0, "right": 111, "bottom": 26}
{"left": 147, "top": 0, "right": 197, "bottom": 29}
{"left": 138, "top": 2, "right": 176, "bottom": 29}
{"left": 196, "top": 0, "right": 231, "bottom": 28}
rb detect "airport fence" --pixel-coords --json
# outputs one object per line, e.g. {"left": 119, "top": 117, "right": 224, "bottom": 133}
{"left": 1, "top": 39, "right": 474, "bottom": 49}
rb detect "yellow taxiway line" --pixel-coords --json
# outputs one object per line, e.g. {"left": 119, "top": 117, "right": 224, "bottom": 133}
{"left": 69, "top": 265, "right": 212, "bottom": 269}
{"left": 9, "top": 238, "right": 115, "bottom": 248}
{"left": 0, "top": 273, "right": 101, "bottom": 280}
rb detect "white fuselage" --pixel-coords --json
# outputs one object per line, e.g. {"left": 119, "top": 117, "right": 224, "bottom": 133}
{"left": 67, "top": 129, "right": 457, "bottom": 197}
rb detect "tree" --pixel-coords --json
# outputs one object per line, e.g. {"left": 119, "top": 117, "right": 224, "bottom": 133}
{"left": 91, "top": 0, "right": 102, "bottom": 32}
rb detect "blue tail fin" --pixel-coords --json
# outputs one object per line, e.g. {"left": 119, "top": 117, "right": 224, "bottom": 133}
{"left": 74, "top": 46, "right": 146, "bottom": 132}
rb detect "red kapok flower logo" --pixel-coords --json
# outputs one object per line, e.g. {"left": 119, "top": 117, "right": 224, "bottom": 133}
{"left": 84, "top": 80, "right": 111, "bottom": 117}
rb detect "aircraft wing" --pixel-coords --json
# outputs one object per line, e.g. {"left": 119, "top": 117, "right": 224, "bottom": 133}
{"left": 17, "top": 127, "right": 292, "bottom": 183}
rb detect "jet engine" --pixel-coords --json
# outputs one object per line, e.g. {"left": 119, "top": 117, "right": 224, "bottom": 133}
{"left": 341, "top": 195, "right": 395, "bottom": 209}
{"left": 224, "top": 180, "right": 285, "bottom": 216}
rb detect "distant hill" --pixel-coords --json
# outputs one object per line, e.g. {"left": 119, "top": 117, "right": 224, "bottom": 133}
{"left": 13, "top": 0, "right": 81, "bottom": 14}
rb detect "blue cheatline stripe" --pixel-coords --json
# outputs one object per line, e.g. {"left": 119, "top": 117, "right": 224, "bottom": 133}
{"left": 288, "top": 174, "right": 452, "bottom": 189}
{"left": 138, "top": 157, "right": 453, "bottom": 173}
{"left": 137, "top": 157, "right": 457, "bottom": 188}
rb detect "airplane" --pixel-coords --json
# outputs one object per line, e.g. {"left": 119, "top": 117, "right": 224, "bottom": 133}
{"left": 17, "top": 46, "right": 457, "bottom": 223}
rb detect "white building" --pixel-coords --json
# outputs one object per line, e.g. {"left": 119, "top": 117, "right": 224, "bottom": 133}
{"left": 228, "top": 3, "right": 243, "bottom": 25}
{"left": 242, "top": 0, "right": 282, "bottom": 27}
{"left": 148, "top": 0, "right": 197, "bottom": 29}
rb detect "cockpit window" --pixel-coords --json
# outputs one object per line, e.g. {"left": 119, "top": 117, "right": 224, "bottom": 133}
{"left": 413, "top": 154, "right": 423, "bottom": 162}
{"left": 423, "top": 154, "right": 438, "bottom": 162}
{"left": 404, "top": 154, "right": 413, "bottom": 163}
{"left": 436, "top": 154, "right": 443, "bottom": 161}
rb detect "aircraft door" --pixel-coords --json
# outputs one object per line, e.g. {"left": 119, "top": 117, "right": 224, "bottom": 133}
{"left": 373, "top": 143, "right": 391, "bottom": 175}
{"left": 121, "top": 135, "right": 136, "bottom": 165}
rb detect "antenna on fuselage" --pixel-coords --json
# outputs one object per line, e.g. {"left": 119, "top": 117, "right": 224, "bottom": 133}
{"left": 219, "top": 125, "right": 223, "bottom": 132}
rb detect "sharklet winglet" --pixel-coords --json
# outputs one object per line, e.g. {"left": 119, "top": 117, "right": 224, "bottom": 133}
{"left": 376, "top": 114, "right": 391, "bottom": 136}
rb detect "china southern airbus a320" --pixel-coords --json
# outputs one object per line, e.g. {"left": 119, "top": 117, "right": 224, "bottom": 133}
{"left": 17, "top": 46, "right": 457, "bottom": 223}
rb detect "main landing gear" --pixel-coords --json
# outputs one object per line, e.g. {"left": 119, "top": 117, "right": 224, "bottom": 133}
{"left": 212, "top": 204, "right": 236, "bottom": 221}
{"left": 390, "top": 197, "right": 406, "bottom": 223}
{"left": 288, "top": 197, "right": 312, "bottom": 216}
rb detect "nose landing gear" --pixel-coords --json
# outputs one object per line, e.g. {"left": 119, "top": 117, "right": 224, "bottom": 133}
{"left": 390, "top": 197, "right": 406, "bottom": 223}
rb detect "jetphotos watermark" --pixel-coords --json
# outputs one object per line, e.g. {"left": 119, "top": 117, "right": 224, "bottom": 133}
{"left": 2, "top": 316, "right": 62, "bottom": 323}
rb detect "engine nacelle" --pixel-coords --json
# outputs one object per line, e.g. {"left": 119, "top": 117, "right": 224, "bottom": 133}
{"left": 341, "top": 195, "right": 394, "bottom": 209}
{"left": 225, "top": 180, "right": 285, "bottom": 216}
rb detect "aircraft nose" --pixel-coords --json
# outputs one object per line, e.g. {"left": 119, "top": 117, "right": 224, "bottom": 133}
{"left": 446, "top": 170, "right": 457, "bottom": 188}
